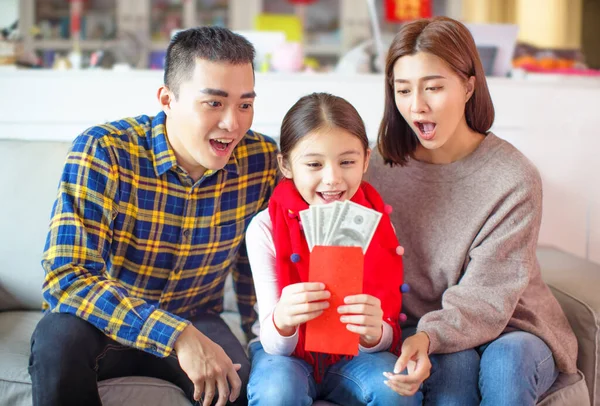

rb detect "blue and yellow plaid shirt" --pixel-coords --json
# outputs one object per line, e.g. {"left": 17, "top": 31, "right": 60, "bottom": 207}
{"left": 41, "top": 111, "right": 278, "bottom": 357}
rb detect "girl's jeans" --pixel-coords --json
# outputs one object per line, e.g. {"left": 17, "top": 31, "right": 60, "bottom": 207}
{"left": 247, "top": 341, "right": 422, "bottom": 406}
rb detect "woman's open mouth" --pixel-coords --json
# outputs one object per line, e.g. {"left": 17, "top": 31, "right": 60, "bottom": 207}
{"left": 414, "top": 121, "right": 437, "bottom": 141}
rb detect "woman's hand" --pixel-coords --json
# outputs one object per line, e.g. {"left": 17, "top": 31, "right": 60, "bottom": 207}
{"left": 384, "top": 332, "right": 431, "bottom": 396}
{"left": 272, "top": 282, "right": 330, "bottom": 336}
{"left": 338, "top": 294, "right": 384, "bottom": 347}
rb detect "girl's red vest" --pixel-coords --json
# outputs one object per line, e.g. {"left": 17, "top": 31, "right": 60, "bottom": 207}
{"left": 268, "top": 178, "right": 403, "bottom": 381}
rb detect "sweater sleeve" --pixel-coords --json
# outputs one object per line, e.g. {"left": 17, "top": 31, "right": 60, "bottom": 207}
{"left": 246, "top": 209, "right": 299, "bottom": 355}
{"left": 417, "top": 170, "right": 542, "bottom": 355}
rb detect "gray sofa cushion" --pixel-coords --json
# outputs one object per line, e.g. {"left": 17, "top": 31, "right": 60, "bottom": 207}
{"left": 538, "top": 371, "right": 590, "bottom": 406}
{"left": 98, "top": 377, "right": 190, "bottom": 406}
{"left": 538, "top": 246, "right": 600, "bottom": 406}
{"left": 0, "top": 140, "right": 72, "bottom": 311}
{"left": 0, "top": 311, "right": 41, "bottom": 406}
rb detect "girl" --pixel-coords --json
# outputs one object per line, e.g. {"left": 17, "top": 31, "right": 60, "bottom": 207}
{"left": 245, "top": 93, "right": 419, "bottom": 406}
{"left": 368, "top": 16, "right": 578, "bottom": 405}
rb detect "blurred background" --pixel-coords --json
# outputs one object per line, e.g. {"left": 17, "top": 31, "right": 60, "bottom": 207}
{"left": 0, "top": 1, "right": 598, "bottom": 266}
{"left": 1, "top": 0, "right": 599, "bottom": 75}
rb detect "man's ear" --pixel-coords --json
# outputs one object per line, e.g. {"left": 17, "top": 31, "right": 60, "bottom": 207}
{"left": 277, "top": 154, "right": 293, "bottom": 179}
{"left": 157, "top": 85, "right": 173, "bottom": 114}
{"left": 363, "top": 148, "right": 372, "bottom": 174}
{"left": 466, "top": 76, "right": 476, "bottom": 102}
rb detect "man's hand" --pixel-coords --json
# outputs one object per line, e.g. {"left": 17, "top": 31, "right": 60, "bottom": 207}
{"left": 338, "top": 294, "right": 384, "bottom": 347}
{"left": 174, "top": 325, "right": 241, "bottom": 406}
{"left": 384, "top": 332, "right": 431, "bottom": 396}
{"left": 273, "top": 282, "right": 330, "bottom": 336}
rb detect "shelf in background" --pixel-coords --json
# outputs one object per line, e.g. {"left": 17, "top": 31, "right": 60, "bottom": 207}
{"left": 32, "top": 39, "right": 116, "bottom": 51}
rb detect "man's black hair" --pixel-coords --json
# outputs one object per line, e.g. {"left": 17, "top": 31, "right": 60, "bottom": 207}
{"left": 164, "top": 26, "right": 255, "bottom": 98}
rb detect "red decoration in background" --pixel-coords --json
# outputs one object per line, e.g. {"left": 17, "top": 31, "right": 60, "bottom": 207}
{"left": 385, "top": 0, "right": 432, "bottom": 22}
{"left": 287, "top": 0, "right": 318, "bottom": 4}
{"left": 69, "top": 0, "right": 85, "bottom": 36}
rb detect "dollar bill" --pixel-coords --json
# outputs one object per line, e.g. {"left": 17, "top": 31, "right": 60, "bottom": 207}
{"left": 310, "top": 205, "right": 319, "bottom": 245}
{"left": 315, "top": 203, "right": 337, "bottom": 245}
{"left": 324, "top": 200, "right": 382, "bottom": 253}
{"left": 299, "top": 208, "right": 314, "bottom": 251}
{"left": 322, "top": 201, "right": 343, "bottom": 244}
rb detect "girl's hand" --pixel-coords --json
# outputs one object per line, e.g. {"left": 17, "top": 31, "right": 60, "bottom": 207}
{"left": 338, "top": 294, "right": 384, "bottom": 347}
{"left": 384, "top": 332, "right": 431, "bottom": 396}
{"left": 273, "top": 282, "right": 330, "bottom": 336}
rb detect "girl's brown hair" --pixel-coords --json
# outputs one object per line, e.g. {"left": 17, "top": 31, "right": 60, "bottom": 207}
{"left": 378, "top": 16, "right": 495, "bottom": 166}
{"left": 279, "top": 92, "right": 369, "bottom": 161}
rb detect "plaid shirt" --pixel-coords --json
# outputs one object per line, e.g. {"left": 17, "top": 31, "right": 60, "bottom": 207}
{"left": 41, "top": 111, "right": 278, "bottom": 357}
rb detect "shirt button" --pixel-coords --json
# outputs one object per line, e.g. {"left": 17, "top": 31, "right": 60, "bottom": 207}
{"left": 173, "top": 268, "right": 181, "bottom": 274}
{"left": 183, "top": 229, "right": 190, "bottom": 238}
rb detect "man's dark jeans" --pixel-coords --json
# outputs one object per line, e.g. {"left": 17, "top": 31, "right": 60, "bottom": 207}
{"left": 28, "top": 312, "right": 250, "bottom": 406}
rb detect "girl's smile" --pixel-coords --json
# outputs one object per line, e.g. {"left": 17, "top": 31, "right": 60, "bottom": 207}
{"left": 278, "top": 127, "right": 370, "bottom": 206}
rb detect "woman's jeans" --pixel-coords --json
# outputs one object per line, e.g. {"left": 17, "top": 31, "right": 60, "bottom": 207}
{"left": 247, "top": 341, "right": 422, "bottom": 406}
{"left": 422, "top": 330, "right": 560, "bottom": 406}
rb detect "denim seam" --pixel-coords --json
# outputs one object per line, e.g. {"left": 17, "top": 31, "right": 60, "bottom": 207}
{"left": 536, "top": 352, "right": 554, "bottom": 370}
{"left": 93, "top": 344, "right": 134, "bottom": 372}
{"left": 534, "top": 351, "right": 555, "bottom": 397}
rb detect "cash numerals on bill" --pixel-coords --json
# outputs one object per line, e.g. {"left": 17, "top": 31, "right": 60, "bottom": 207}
{"left": 299, "top": 200, "right": 382, "bottom": 254}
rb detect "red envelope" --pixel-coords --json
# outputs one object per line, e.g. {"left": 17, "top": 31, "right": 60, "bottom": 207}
{"left": 305, "top": 246, "right": 364, "bottom": 355}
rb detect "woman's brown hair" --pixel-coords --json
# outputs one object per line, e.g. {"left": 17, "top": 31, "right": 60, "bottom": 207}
{"left": 279, "top": 92, "right": 369, "bottom": 162}
{"left": 378, "top": 16, "right": 495, "bottom": 166}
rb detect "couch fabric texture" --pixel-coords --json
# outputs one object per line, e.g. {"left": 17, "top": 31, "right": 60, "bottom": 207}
{"left": 0, "top": 139, "right": 597, "bottom": 405}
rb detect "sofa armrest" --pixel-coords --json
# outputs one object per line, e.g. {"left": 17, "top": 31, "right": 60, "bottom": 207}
{"left": 537, "top": 246, "right": 599, "bottom": 406}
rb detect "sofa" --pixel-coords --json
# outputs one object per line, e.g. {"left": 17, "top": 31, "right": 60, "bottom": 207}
{"left": 0, "top": 137, "right": 597, "bottom": 406}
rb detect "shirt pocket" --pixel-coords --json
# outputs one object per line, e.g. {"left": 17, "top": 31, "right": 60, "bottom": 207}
{"left": 212, "top": 199, "right": 261, "bottom": 229}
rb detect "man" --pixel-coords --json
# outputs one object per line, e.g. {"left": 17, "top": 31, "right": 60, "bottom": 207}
{"left": 28, "top": 26, "right": 277, "bottom": 406}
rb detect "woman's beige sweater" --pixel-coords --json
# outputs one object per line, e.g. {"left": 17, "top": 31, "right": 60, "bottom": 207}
{"left": 365, "top": 133, "right": 577, "bottom": 373}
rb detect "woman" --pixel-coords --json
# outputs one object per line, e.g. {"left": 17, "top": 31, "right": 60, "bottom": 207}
{"left": 367, "top": 16, "right": 578, "bottom": 405}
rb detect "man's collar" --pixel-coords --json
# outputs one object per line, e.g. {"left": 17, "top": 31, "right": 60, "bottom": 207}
{"left": 150, "top": 111, "right": 240, "bottom": 178}
{"left": 150, "top": 111, "right": 178, "bottom": 176}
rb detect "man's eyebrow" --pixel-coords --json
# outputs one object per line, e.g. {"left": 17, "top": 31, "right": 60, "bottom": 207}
{"left": 241, "top": 91, "right": 257, "bottom": 99}
{"left": 394, "top": 75, "right": 446, "bottom": 83}
{"left": 199, "top": 88, "right": 257, "bottom": 99}
{"left": 199, "top": 88, "right": 228, "bottom": 97}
